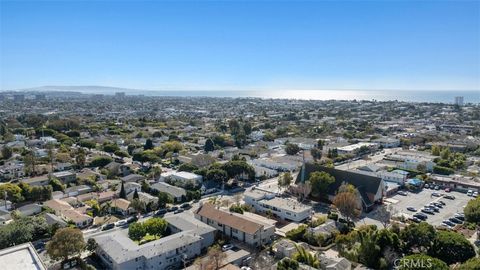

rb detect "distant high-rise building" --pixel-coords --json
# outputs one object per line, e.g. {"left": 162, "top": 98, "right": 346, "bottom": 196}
{"left": 455, "top": 96, "right": 464, "bottom": 106}
{"left": 115, "top": 92, "right": 126, "bottom": 98}
{"left": 13, "top": 94, "right": 25, "bottom": 102}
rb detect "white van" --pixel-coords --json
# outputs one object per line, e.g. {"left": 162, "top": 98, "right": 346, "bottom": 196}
{"left": 467, "top": 190, "right": 473, "bottom": 196}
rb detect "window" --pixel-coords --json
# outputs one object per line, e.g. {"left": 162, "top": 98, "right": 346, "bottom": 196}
{"left": 232, "top": 228, "right": 238, "bottom": 233}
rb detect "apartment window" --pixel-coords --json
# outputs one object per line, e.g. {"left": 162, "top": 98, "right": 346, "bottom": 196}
{"left": 217, "top": 222, "right": 222, "bottom": 226}
{"left": 232, "top": 228, "right": 238, "bottom": 233}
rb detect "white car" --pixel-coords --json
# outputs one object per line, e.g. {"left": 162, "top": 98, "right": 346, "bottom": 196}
{"left": 222, "top": 244, "right": 234, "bottom": 252}
{"left": 474, "top": 192, "right": 478, "bottom": 198}
{"left": 467, "top": 190, "right": 473, "bottom": 196}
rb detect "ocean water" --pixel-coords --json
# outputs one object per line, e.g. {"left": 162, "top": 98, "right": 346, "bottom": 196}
{"left": 136, "top": 90, "right": 479, "bottom": 104}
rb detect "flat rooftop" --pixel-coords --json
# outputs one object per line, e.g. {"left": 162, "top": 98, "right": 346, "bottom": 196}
{"left": 0, "top": 243, "right": 46, "bottom": 270}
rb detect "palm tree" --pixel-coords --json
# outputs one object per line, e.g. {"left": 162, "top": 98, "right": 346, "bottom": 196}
{"left": 293, "top": 245, "right": 320, "bottom": 268}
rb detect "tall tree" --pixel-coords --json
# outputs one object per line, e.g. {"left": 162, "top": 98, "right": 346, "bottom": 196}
{"left": 278, "top": 172, "right": 293, "bottom": 191}
{"left": 430, "top": 230, "right": 475, "bottom": 265}
{"left": 144, "top": 138, "right": 154, "bottom": 150}
{"left": 133, "top": 188, "right": 139, "bottom": 200}
{"left": 204, "top": 138, "right": 215, "bottom": 152}
{"left": 332, "top": 183, "right": 362, "bottom": 223}
{"left": 46, "top": 228, "right": 86, "bottom": 262}
{"left": 400, "top": 222, "right": 436, "bottom": 254}
{"left": 119, "top": 181, "right": 127, "bottom": 199}
{"left": 309, "top": 171, "right": 335, "bottom": 199}
{"left": 205, "top": 245, "right": 227, "bottom": 270}
{"left": 75, "top": 148, "right": 86, "bottom": 168}
{"left": 157, "top": 192, "right": 173, "bottom": 209}
{"left": 1, "top": 146, "right": 12, "bottom": 160}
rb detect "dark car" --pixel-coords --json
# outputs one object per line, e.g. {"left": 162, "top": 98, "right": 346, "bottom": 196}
{"left": 168, "top": 206, "right": 179, "bottom": 212}
{"left": 181, "top": 203, "right": 191, "bottom": 209}
{"left": 174, "top": 209, "right": 184, "bottom": 214}
{"left": 432, "top": 192, "right": 442, "bottom": 197}
{"left": 408, "top": 217, "right": 421, "bottom": 223}
{"left": 397, "top": 191, "right": 408, "bottom": 196}
{"left": 102, "top": 223, "right": 115, "bottom": 231}
{"left": 155, "top": 209, "right": 167, "bottom": 216}
{"left": 442, "top": 220, "right": 456, "bottom": 227}
{"left": 454, "top": 215, "right": 465, "bottom": 221}
{"left": 438, "top": 200, "right": 446, "bottom": 205}
{"left": 407, "top": 207, "right": 417, "bottom": 212}
{"left": 421, "top": 208, "right": 434, "bottom": 215}
{"left": 126, "top": 216, "right": 138, "bottom": 224}
{"left": 444, "top": 195, "right": 455, "bottom": 200}
{"left": 433, "top": 203, "right": 443, "bottom": 208}
{"left": 414, "top": 213, "right": 428, "bottom": 220}
{"left": 449, "top": 217, "right": 463, "bottom": 224}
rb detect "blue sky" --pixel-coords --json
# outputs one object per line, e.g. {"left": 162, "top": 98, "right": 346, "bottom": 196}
{"left": 1, "top": 0, "right": 479, "bottom": 91}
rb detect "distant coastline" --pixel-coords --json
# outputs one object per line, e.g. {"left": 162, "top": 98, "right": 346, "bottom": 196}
{"left": 2, "top": 87, "right": 479, "bottom": 104}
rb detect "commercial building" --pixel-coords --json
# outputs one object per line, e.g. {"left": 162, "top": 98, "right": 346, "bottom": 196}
{"left": 337, "top": 142, "right": 377, "bottom": 155}
{"left": 244, "top": 189, "right": 312, "bottom": 222}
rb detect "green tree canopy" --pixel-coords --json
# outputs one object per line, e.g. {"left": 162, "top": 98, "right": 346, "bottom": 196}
{"left": 429, "top": 230, "right": 475, "bottom": 265}
{"left": 46, "top": 228, "right": 86, "bottom": 262}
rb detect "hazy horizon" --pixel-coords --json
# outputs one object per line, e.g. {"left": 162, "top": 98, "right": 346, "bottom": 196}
{"left": 1, "top": 1, "right": 479, "bottom": 91}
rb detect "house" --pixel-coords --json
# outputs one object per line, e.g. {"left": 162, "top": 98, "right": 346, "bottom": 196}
{"left": 52, "top": 171, "right": 76, "bottom": 184}
{"left": 195, "top": 203, "right": 275, "bottom": 247}
{"left": 20, "top": 175, "right": 50, "bottom": 187}
{"left": 372, "top": 137, "right": 400, "bottom": 148}
{"left": 127, "top": 191, "right": 157, "bottom": 205}
{"left": 94, "top": 212, "right": 215, "bottom": 270}
{"left": 121, "top": 174, "right": 145, "bottom": 183}
{"left": 384, "top": 151, "right": 435, "bottom": 172}
{"left": 297, "top": 164, "right": 384, "bottom": 211}
{"left": 318, "top": 255, "right": 352, "bottom": 270}
{"left": 0, "top": 162, "right": 25, "bottom": 180}
{"left": 17, "top": 203, "right": 42, "bottom": 216}
{"left": 43, "top": 199, "right": 93, "bottom": 228}
{"left": 0, "top": 242, "right": 46, "bottom": 270}
{"left": 55, "top": 162, "right": 73, "bottom": 171}
{"left": 244, "top": 188, "right": 312, "bottom": 222}
{"left": 65, "top": 185, "right": 92, "bottom": 197}
{"left": 123, "top": 182, "right": 142, "bottom": 194}
{"left": 151, "top": 182, "right": 186, "bottom": 203}
{"left": 110, "top": 198, "right": 133, "bottom": 216}
{"left": 43, "top": 213, "right": 67, "bottom": 228}
{"left": 160, "top": 171, "right": 203, "bottom": 185}
{"left": 98, "top": 191, "right": 116, "bottom": 203}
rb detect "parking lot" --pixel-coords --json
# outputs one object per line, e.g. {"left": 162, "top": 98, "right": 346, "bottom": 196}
{"left": 388, "top": 189, "right": 473, "bottom": 226}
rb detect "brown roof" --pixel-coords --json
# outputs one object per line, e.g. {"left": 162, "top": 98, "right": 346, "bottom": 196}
{"left": 111, "top": 198, "right": 131, "bottom": 211}
{"left": 62, "top": 209, "right": 92, "bottom": 223}
{"left": 195, "top": 203, "right": 262, "bottom": 234}
{"left": 43, "top": 199, "right": 73, "bottom": 213}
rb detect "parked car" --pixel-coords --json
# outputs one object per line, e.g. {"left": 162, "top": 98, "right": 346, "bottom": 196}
{"left": 414, "top": 213, "right": 428, "bottom": 220}
{"left": 433, "top": 202, "right": 443, "bottom": 208}
{"left": 174, "top": 209, "right": 184, "bottom": 214}
{"left": 474, "top": 192, "right": 478, "bottom": 198}
{"left": 432, "top": 192, "right": 442, "bottom": 197}
{"left": 408, "top": 217, "right": 421, "bottom": 223}
{"left": 449, "top": 217, "right": 463, "bottom": 224}
{"left": 222, "top": 244, "right": 234, "bottom": 252}
{"left": 169, "top": 206, "right": 179, "bottom": 212}
{"left": 422, "top": 208, "right": 434, "bottom": 214}
{"left": 181, "top": 203, "right": 191, "bottom": 209}
{"left": 115, "top": 220, "right": 128, "bottom": 227}
{"left": 155, "top": 209, "right": 167, "bottom": 216}
{"left": 407, "top": 207, "right": 417, "bottom": 212}
{"left": 442, "top": 221, "right": 455, "bottom": 228}
{"left": 398, "top": 191, "right": 408, "bottom": 196}
{"left": 434, "top": 186, "right": 440, "bottom": 190}
{"left": 454, "top": 215, "right": 465, "bottom": 221}
{"left": 102, "top": 223, "right": 115, "bottom": 231}
{"left": 444, "top": 195, "right": 455, "bottom": 200}
{"left": 424, "top": 184, "right": 429, "bottom": 189}
{"left": 438, "top": 200, "right": 446, "bottom": 205}
{"left": 467, "top": 190, "right": 473, "bottom": 196}
{"left": 126, "top": 216, "right": 138, "bottom": 224}
{"left": 445, "top": 188, "right": 451, "bottom": 192}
